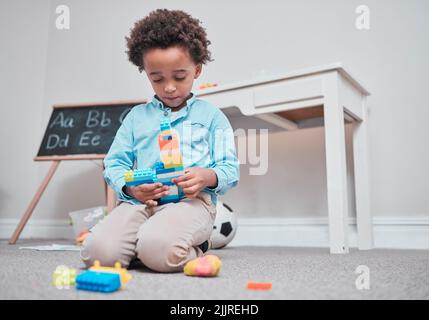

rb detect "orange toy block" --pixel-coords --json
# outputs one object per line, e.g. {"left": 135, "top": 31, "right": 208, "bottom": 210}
{"left": 158, "top": 130, "right": 180, "bottom": 151}
{"left": 246, "top": 282, "right": 272, "bottom": 290}
{"left": 184, "top": 255, "right": 222, "bottom": 277}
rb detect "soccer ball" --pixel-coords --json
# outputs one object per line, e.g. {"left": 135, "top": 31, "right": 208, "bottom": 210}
{"left": 210, "top": 201, "right": 237, "bottom": 249}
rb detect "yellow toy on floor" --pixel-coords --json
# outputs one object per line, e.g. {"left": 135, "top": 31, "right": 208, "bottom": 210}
{"left": 89, "top": 260, "right": 132, "bottom": 287}
{"left": 52, "top": 265, "right": 77, "bottom": 289}
{"left": 183, "top": 255, "right": 222, "bottom": 277}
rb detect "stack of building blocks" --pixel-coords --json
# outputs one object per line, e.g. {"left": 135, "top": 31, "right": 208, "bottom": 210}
{"left": 76, "top": 260, "right": 131, "bottom": 293}
{"left": 158, "top": 119, "right": 184, "bottom": 169}
{"left": 124, "top": 118, "right": 185, "bottom": 205}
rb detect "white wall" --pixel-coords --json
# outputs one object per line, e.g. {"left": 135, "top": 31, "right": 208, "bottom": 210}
{"left": 1, "top": 0, "right": 428, "bottom": 239}
{"left": 0, "top": 0, "right": 50, "bottom": 220}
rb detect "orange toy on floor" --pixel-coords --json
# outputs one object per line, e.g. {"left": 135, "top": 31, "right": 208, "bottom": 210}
{"left": 76, "top": 230, "right": 90, "bottom": 246}
{"left": 247, "top": 282, "right": 272, "bottom": 290}
{"left": 183, "top": 255, "right": 222, "bottom": 277}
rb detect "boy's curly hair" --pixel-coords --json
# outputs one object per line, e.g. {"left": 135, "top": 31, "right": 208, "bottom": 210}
{"left": 125, "top": 9, "right": 212, "bottom": 72}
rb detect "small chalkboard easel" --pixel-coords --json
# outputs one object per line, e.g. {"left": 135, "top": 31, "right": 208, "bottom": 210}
{"left": 9, "top": 99, "right": 145, "bottom": 244}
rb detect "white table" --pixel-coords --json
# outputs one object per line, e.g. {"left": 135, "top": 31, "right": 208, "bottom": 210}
{"left": 196, "top": 63, "right": 372, "bottom": 254}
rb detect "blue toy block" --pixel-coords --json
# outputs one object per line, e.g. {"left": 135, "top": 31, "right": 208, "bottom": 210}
{"left": 76, "top": 270, "right": 121, "bottom": 293}
{"left": 156, "top": 166, "right": 184, "bottom": 175}
{"left": 157, "top": 167, "right": 185, "bottom": 198}
{"left": 124, "top": 169, "right": 157, "bottom": 187}
{"left": 160, "top": 119, "right": 171, "bottom": 131}
{"left": 154, "top": 161, "right": 164, "bottom": 170}
{"left": 158, "top": 194, "right": 181, "bottom": 205}
{"left": 133, "top": 169, "right": 156, "bottom": 180}
{"left": 157, "top": 174, "right": 183, "bottom": 185}
{"left": 125, "top": 179, "right": 153, "bottom": 187}
{"left": 163, "top": 135, "right": 173, "bottom": 141}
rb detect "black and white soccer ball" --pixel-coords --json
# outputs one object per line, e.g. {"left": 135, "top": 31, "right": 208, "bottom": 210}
{"left": 210, "top": 201, "right": 237, "bottom": 249}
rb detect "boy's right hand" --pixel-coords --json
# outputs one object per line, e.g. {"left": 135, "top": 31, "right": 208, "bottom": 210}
{"left": 125, "top": 183, "right": 169, "bottom": 205}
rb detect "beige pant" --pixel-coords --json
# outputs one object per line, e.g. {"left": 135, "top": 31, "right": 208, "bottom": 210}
{"left": 81, "top": 192, "right": 216, "bottom": 272}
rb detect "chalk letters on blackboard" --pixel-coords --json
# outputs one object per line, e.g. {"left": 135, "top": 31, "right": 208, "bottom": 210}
{"left": 46, "top": 134, "right": 70, "bottom": 149}
{"left": 119, "top": 108, "right": 131, "bottom": 123}
{"left": 37, "top": 103, "right": 138, "bottom": 158}
{"left": 49, "top": 112, "right": 74, "bottom": 128}
{"left": 79, "top": 131, "right": 101, "bottom": 146}
{"left": 86, "top": 111, "right": 111, "bottom": 128}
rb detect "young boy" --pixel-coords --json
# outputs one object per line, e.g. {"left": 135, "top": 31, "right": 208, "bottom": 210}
{"left": 81, "top": 9, "right": 240, "bottom": 272}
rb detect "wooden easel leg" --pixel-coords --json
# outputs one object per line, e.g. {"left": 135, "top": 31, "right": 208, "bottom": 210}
{"left": 9, "top": 161, "right": 61, "bottom": 244}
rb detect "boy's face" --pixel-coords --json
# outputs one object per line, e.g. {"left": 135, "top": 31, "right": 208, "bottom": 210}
{"left": 143, "top": 46, "right": 202, "bottom": 110}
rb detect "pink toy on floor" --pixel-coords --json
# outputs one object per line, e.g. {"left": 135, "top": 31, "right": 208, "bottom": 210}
{"left": 183, "top": 255, "right": 222, "bottom": 277}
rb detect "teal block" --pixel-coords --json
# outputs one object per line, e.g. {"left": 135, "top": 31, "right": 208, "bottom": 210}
{"left": 76, "top": 271, "right": 120, "bottom": 293}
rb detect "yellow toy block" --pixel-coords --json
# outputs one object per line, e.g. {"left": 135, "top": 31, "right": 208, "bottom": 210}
{"left": 161, "top": 152, "right": 183, "bottom": 168}
{"left": 124, "top": 170, "right": 134, "bottom": 182}
{"left": 89, "top": 260, "right": 132, "bottom": 287}
{"left": 52, "top": 265, "right": 77, "bottom": 289}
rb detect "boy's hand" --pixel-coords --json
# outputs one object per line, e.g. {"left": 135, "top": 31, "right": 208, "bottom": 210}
{"left": 143, "top": 199, "right": 159, "bottom": 208}
{"left": 125, "top": 183, "right": 169, "bottom": 205}
{"left": 172, "top": 167, "right": 218, "bottom": 199}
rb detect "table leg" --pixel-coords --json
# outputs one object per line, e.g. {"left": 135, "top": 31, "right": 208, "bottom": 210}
{"left": 323, "top": 73, "right": 350, "bottom": 254}
{"left": 352, "top": 98, "right": 373, "bottom": 250}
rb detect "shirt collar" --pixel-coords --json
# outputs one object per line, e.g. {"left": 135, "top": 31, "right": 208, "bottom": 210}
{"left": 151, "top": 93, "right": 196, "bottom": 113}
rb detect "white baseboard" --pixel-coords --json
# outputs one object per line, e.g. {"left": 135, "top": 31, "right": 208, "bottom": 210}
{"left": 0, "top": 219, "right": 74, "bottom": 241}
{"left": 229, "top": 217, "right": 429, "bottom": 250}
{"left": 1, "top": 217, "right": 428, "bottom": 250}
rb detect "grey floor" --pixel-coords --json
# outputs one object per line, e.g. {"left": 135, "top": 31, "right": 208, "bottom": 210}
{"left": 1, "top": 240, "right": 428, "bottom": 300}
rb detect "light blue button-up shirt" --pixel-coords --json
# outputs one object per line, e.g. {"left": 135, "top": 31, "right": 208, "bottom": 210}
{"left": 103, "top": 93, "right": 240, "bottom": 206}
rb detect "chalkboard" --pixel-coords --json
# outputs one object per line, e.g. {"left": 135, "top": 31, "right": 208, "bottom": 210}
{"left": 35, "top": 101, "right": 145, "bottom": 161}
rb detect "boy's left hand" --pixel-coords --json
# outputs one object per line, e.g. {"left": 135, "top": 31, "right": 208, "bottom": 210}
{"left": 172, "top": 167, "right": 218, "bottom": 199}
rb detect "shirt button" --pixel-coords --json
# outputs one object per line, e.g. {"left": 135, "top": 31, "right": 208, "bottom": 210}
{"left": 164, "top": 110, "right": 169, "bottom": 117}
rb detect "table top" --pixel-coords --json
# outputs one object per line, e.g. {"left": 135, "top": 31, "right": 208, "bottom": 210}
{"left": 196, "top": 62, "right": 370, "bottom": 97}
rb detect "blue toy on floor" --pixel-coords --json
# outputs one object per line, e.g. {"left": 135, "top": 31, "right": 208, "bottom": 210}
{"left": 76, "top": 270, "right": 121, "bottom": 293}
